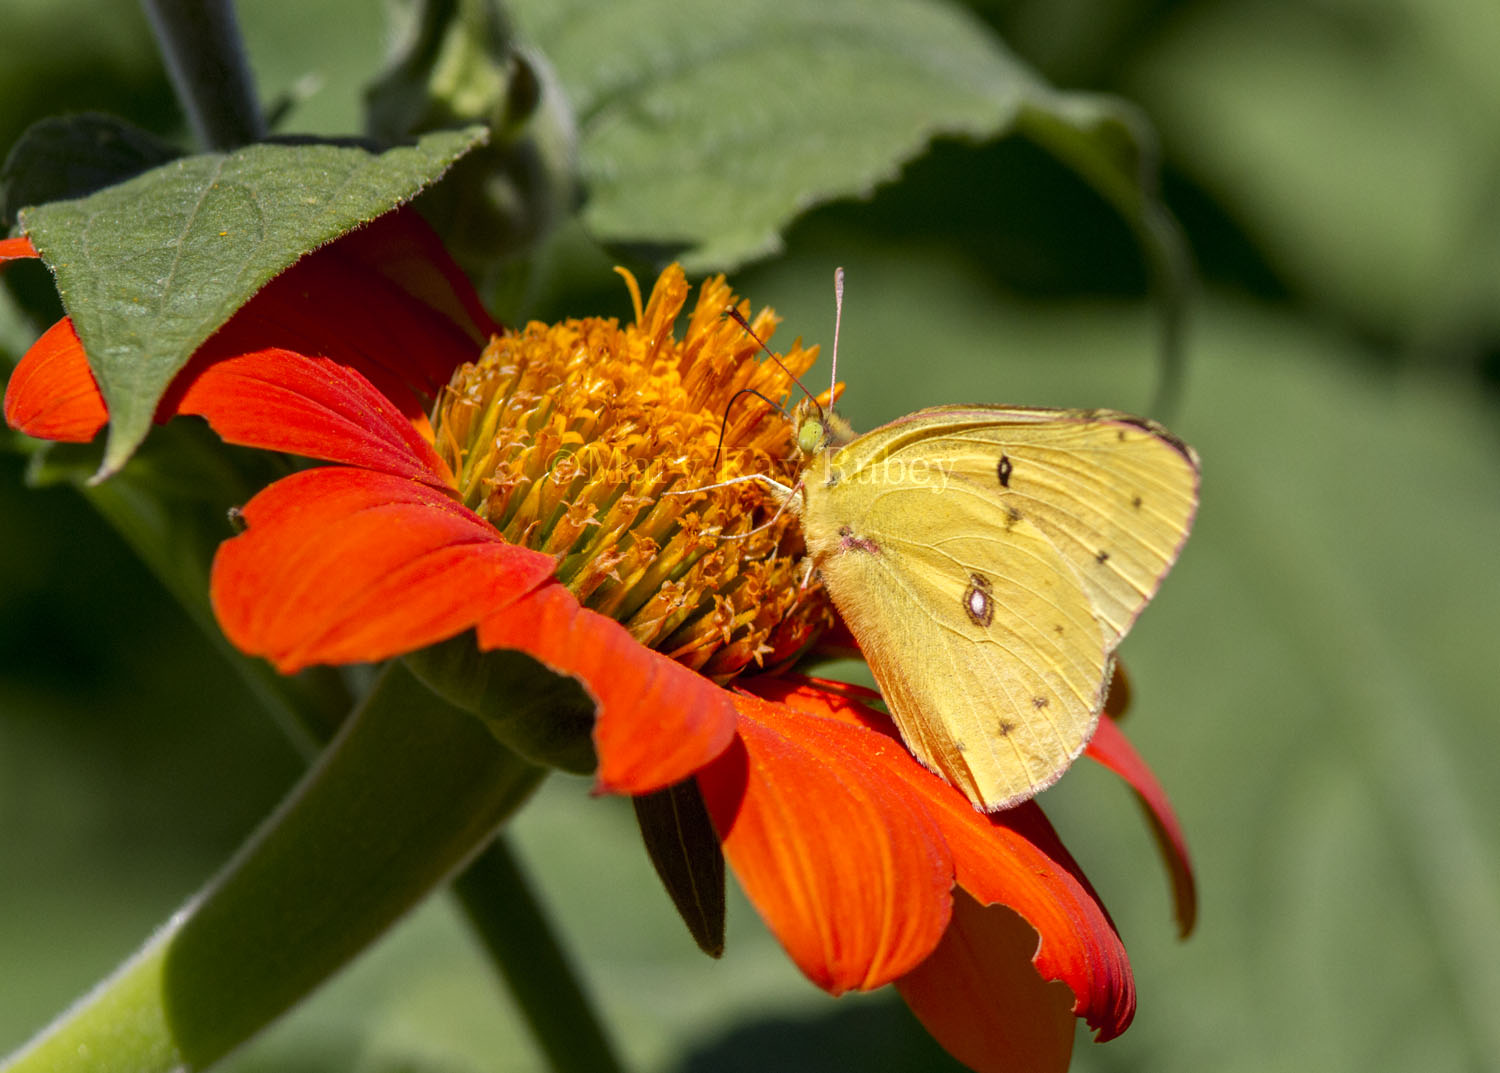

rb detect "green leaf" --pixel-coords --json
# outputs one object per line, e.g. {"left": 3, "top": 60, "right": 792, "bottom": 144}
{"left": 507, "top": 0, "right": 1173, "bottom": 278}
{"left": 16, "top": 127, "right": 487, "bottom": 478}
{"left": 1014, "top": 95, "right": 1190, "bottom": 412}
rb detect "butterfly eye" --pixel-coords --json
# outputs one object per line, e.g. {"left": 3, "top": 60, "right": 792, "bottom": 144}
{"left": 963, "top": 573, "right": 994, "bottom": 627}
{"left": 796, "top": 416, "right": 827, "bottom": 456}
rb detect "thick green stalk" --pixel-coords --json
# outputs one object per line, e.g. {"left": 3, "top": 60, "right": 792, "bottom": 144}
{"left": 2, "top": 662, "right": 543, "bottom": 1073}
{"left": 1017, "top": 102, "right": 1193, "bottom": 417}
{"left": 139, "top": 0, "right": 265, "bottom": 149}
{"left": 454, "top": 840, "right": 626, "bottom": 1073}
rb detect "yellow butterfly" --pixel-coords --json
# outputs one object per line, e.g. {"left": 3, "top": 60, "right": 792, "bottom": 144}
{"left": 783, "top": 271, "right": 1199, "bottom": 812}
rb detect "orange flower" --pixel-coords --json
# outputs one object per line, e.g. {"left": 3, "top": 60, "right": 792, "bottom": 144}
{"left": 3, "top": 213, "right": 1195, "bottom": 1072}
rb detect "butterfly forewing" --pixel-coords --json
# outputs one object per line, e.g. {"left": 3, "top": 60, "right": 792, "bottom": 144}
{"left": 847, "top": 405, "right": 1199, "bottom": 643}
{"left": 797, "top": 403, "right": 1199, "bottom": 812}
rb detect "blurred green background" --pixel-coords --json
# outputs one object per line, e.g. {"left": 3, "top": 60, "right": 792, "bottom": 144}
{"left": 3, "top": 1, "right": 1498, "bottom": 1071}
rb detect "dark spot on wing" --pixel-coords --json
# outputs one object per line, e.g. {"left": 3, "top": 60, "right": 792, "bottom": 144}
{"left": 1131, "top": 494, "right": 1143, "bottom": 509}
{"left": 1095, "top": 549, "right": 1110, "bottom": 564}
{"left": 1115, "top": 415, "right": 1197, "bottom": 465}
{"left": 963, "top": 573, "right": 994, "bottom": 627}
{"left": 997, "top": 454, "right": 1013, "bottom": 488}
{"left": 1004, "top": 505, "right": 1022, "bottom": 530}
{"left": 997, "top": 721, "right": 1014, "bottom": 737}
{"left": 1031, "top": 696, "right": 1049, "bottom": 710}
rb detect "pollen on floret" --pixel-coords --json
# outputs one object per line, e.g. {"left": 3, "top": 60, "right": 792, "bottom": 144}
{"left": 431, "top": 264, "right": 834, "bottom": 679}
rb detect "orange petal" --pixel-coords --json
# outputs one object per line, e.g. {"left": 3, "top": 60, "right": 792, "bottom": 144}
{"left": 0, "top": 235, "right": 39, "bottom": 262}
{"left": 478, "top": 584, "right": 738, "bottom": 796}
{"left": 698, "top": 689, "right": 954, "bottom": 995}
{"left": 3, "top": 317, "right": 108, "bottom": 442}
{"left": 746, "top": 675, "right": 1136, "bottom": 1040}
{"left": 211, "top": 467, "right": 554, "bottom": 672}
{"left": 1086, "top": 715, "right": 1198, "bottom": 937}
{"left": 897, "top": 891, "right": 1077, "bottom": 1073}
{"left": 171, "top": 349, "right": 452, "bottom": 486}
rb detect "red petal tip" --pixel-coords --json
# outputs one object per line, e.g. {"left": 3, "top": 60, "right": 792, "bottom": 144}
{"left": 0, "top": 235, "right": 40, "bottom": 262}
{"left": 1086, "top": 716, "right": 1198, "bottom": 938}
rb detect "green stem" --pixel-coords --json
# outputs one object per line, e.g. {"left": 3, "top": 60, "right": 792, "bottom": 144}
{"left": 454, "top": 840, "right": 627, "bottom": 1073}
{"left": 2, "top": 663, "right": 543, "bottom": 1073}
{"left": 139, "top": 0, "right": 265, "bottom": 149}
{"left": 1017, "top": 101, "right": 1194, "bottom": 417}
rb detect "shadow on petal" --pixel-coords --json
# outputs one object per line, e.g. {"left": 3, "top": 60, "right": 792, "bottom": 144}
{"left": 897, "top": 892, "right": 1077, "bottom": 1073}
{"left": 699, "top": 691, "right": 954, "bottom": 995}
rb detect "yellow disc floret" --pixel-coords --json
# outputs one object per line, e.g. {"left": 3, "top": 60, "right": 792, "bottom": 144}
{"left": 432, "top": 264, "right": 833, "bottom": 679}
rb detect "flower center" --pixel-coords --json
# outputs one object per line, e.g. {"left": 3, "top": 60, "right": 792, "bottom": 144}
{"left": 432, "top": 265, "right": 834, "bottom": 680}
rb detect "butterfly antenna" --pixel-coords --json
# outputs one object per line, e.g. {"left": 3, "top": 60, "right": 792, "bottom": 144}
{"left": 723, "top": 307, "right": 822, "bottom": 417}
{"left": 829, "top": 266, "right": 844, "bottom": 408}
{"left": 713, "top": 387, "right": 791, "bottom": 471}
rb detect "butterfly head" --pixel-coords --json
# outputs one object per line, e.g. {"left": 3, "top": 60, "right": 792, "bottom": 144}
{"left": 793, "top": 398, "right": 854, "bottom": 458}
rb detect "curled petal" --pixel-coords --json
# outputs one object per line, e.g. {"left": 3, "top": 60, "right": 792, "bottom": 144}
{"left": 0, "top": 236, "right": 39, "bottom": 262}
{"left": 699, "top": 689, "right": 954, "bottom": 995}
{"left": 897, "top": 892, "right": 1077, "bottom": 1073}
{"left": 939, "top": 798, "right": 1134, "bottom": 1039}
{"left": 212, "top": 468, "right": 554, "bottom": 672}
{"left": 747, "top": 676, "right": 1135, "bottom": 1039}
{"left": 171, "top": 349, "right": 452, "bottom": 487}
{"left": 1086, "top": 715, "right": 1198, "bottom": 937}
{"left": 478, "top": 584, "right": 738, "bottom": 796}
{"left": 4, "top": 318, "right": 108, "bottom": 442}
